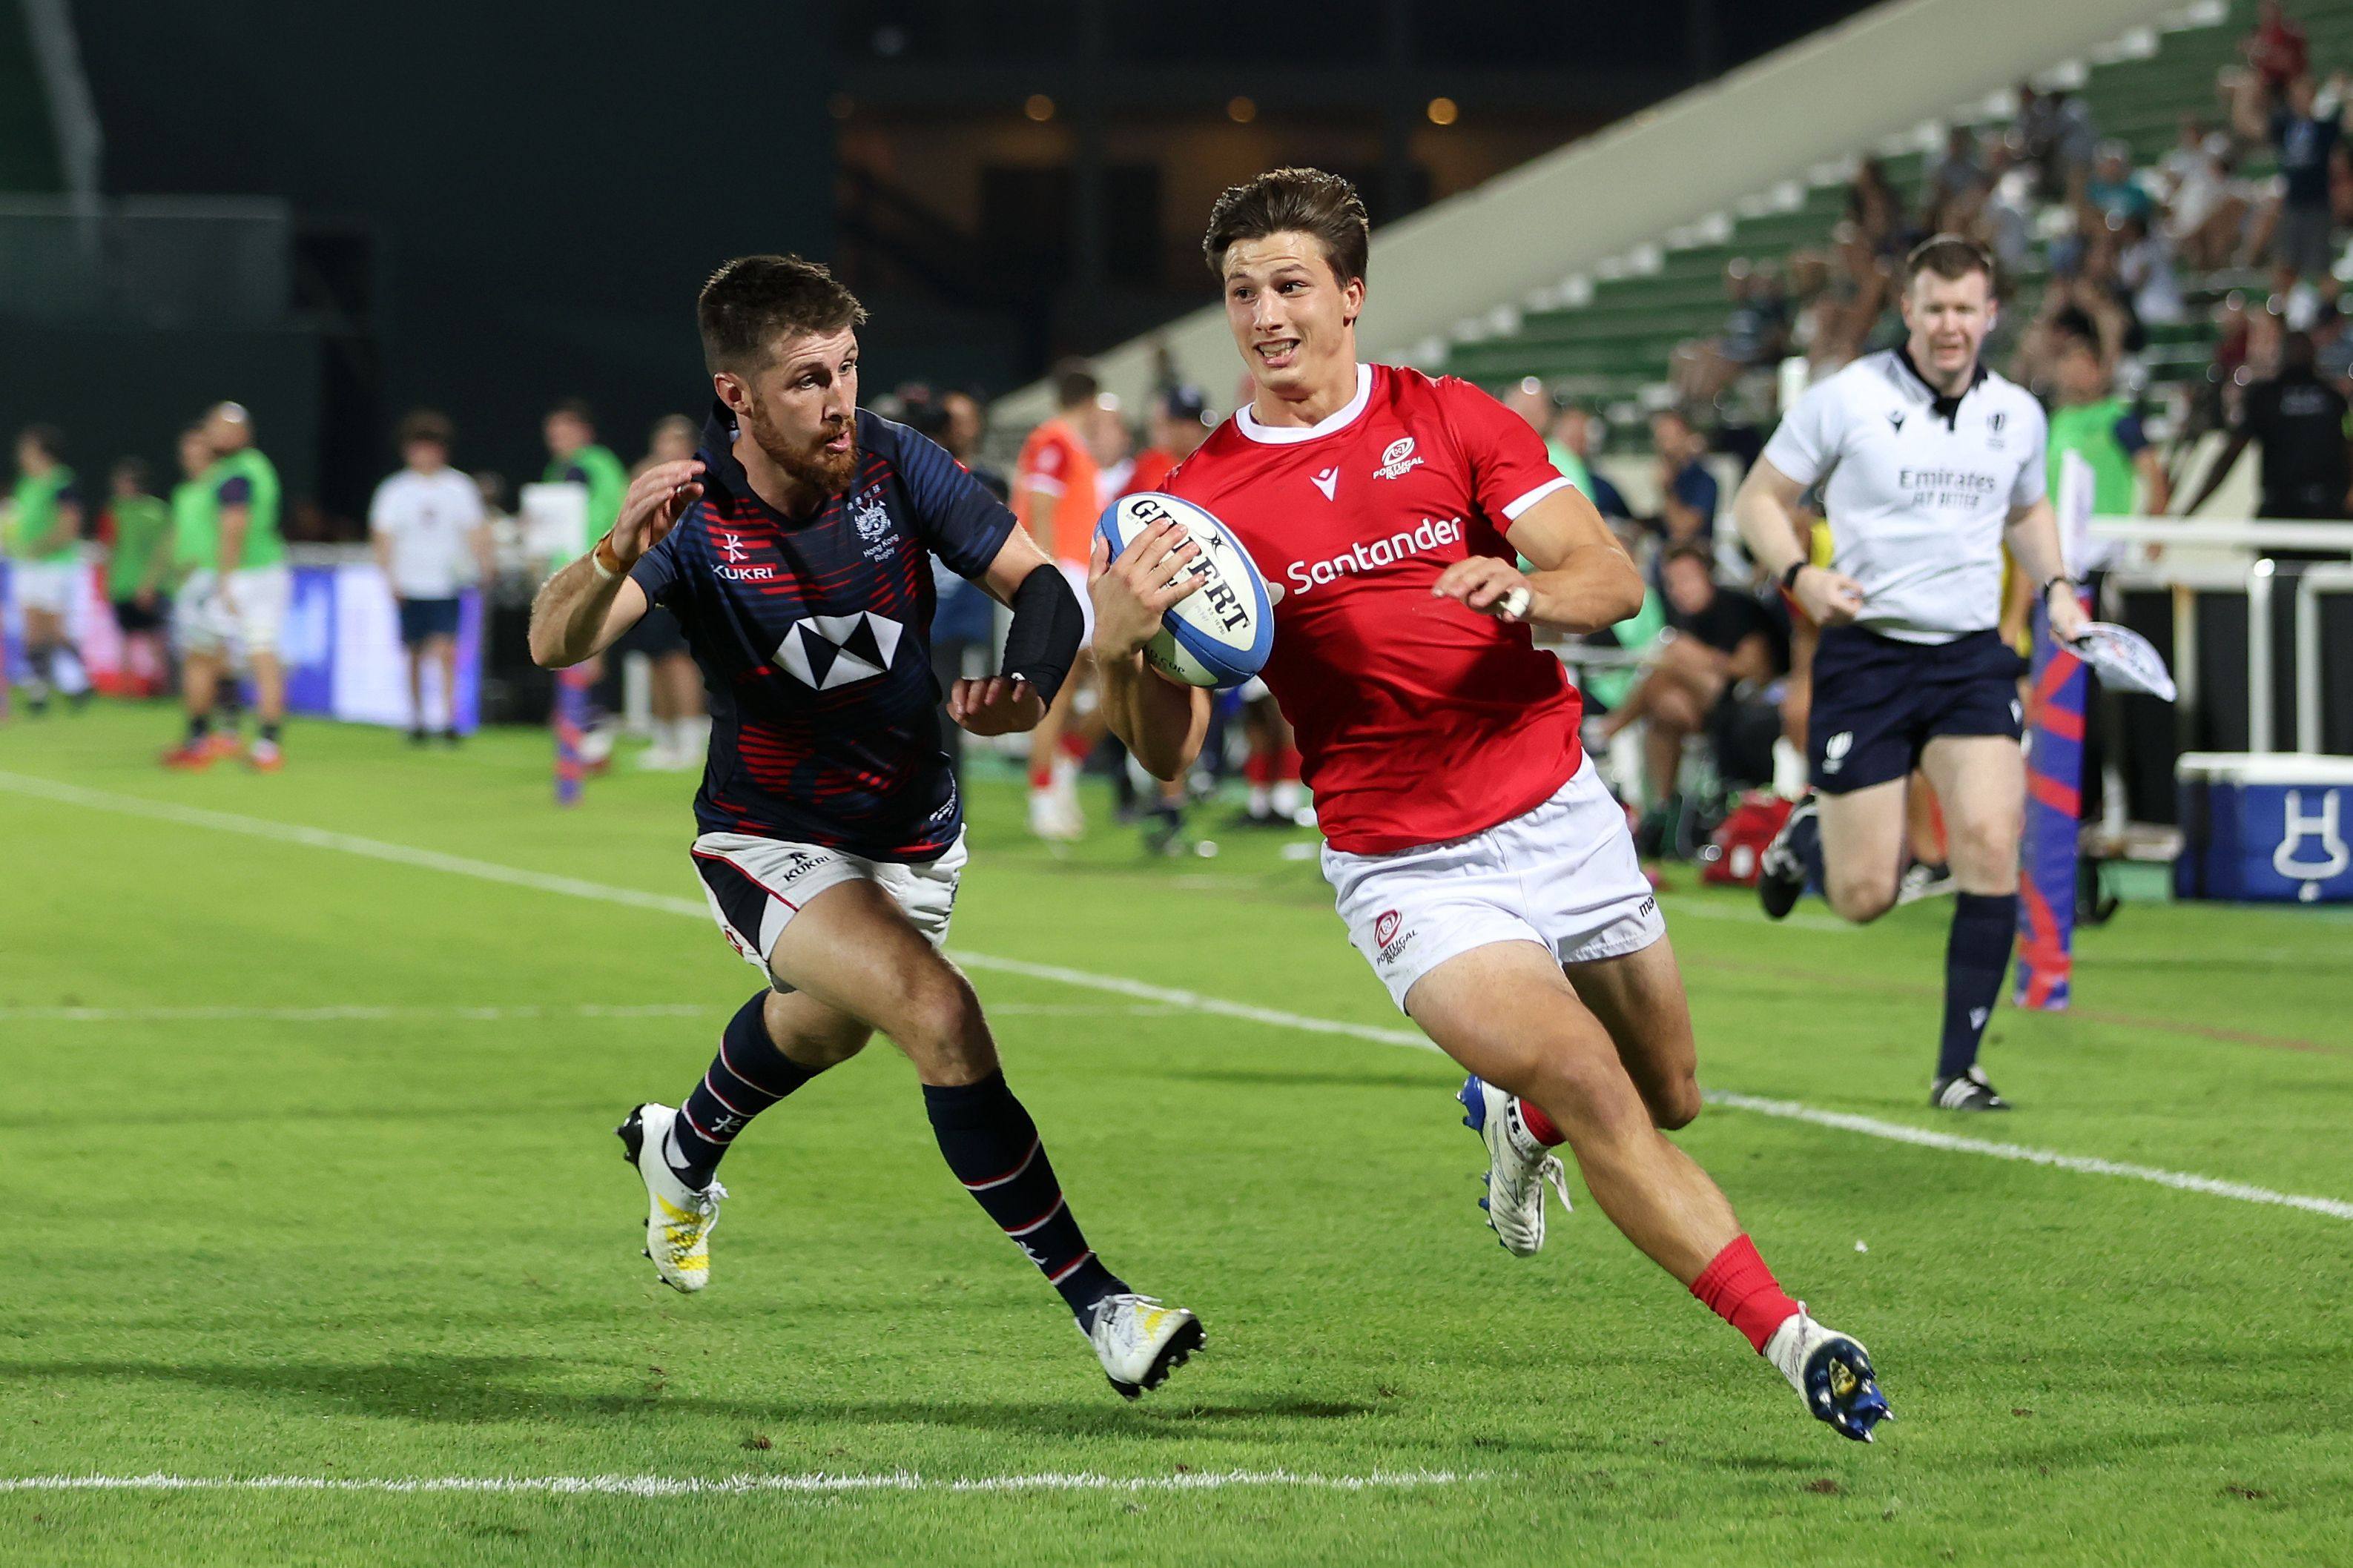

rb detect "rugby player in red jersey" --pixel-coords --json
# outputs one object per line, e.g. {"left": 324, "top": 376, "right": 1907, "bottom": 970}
{"left": 1092, "top": 169, "right": 1892, "bottom": 1440}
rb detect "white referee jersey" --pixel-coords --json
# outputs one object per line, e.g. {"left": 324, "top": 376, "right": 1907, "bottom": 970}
{"left": 1761, "top": 348, "right": 2047, "bottom": 644}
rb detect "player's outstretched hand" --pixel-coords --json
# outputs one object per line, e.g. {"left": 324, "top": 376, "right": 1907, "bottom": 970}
{"left": 609, "top": 460, "right": 705, "bottom": 566}
{"left": 1795, "top": 565, "right": 1866, "bottom": 626}
{"left": 948, "top": 675, "right": 1047, "bottom": 736}
{"left": 1088, "top": 523, "right": 1205, "bottom": 661}
{"left": 1433, "top": 556, "right": 1534, "bottom": 622}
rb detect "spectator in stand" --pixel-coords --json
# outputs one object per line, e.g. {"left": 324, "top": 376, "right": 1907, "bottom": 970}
{"left": 2234, "top": 70, "right": 2349, "bottom": 325}
{"left": 2242, "top": 0, "right": 2311, "bottom": 108}
{"left": 2086, "top": 142, "right": 2156, "bottom": 226}
{"left": 2017, "top": 84, "right": 2099, "bottom": 203}
{"left": 2184, "top": 328, "right": 2353, "bottom": 530}
{"left": 2115, "top": 214, "right": 2187, "bottom": 328}
{"left": 1546, "top": 403, "right": 1631, "bottom": 522}
{"left": 101, "top": 458, "right": 173, "bottom": 697}
{"left": 1649, "top": 408, "right": 1719, "bottom": 552}
{"left": 1501, "top": 376, "right": 1551, "bottom": 440}
{"left": 2166, "top": 139, "right": 2254, "bottom": 271}
{"left": 1928, "top": 125, "right": 1990, "bottom": 216}
{"left": 369, "top": 410, "right": 487, "bottom": 745}
{"left": 1810, "top": 221, "right": 1891, "bottom": 371}
{"left": 1676, "top": 259, "right": 1791, "bottom": 405}
{"left": 1594, "top": 543, "right": 1781, "bottom": 813}
{"left": 1847, "top": 157, "right": 1909, "bottom": 257}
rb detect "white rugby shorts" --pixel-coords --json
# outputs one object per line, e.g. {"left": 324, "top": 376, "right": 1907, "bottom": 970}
{"left": 178, "top": 564, "right": 292, "bottom": 656}
{"left": 1322, "top": 755, "right": 1665, "bottom": 1012}
{"left": 8, "top": 560, "right": 81, "bottom": 616}
{"left": 691, "top": 830, "right": 967, "bottom": 992}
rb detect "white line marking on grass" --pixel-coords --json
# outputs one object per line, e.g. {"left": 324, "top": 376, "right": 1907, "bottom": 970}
{"left": 0, "top": 1468, "right": 1481, "bottom": 1498}
{"left": 1706, "top": 1091, "right": 2353, "bottom": 1222}
{"left": 7, "top": 770, "right": 2348, "bottom": 1225}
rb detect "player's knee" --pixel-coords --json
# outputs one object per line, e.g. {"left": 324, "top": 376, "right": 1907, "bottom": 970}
{"left": 1825, "top": 872, "right": 1896, "bottom": 924}
{"left": 1530, "top": 1048, "right": 1651, "bottom": 1144}
{"left": 890, "top": 969, "right": 994, "bottom": 1077}
{"left": 1649, "top": 1074, "right": 1703, "bottom": 1131}
{"left": 1947, "top": 813, "right": 2020, "bottom": 876}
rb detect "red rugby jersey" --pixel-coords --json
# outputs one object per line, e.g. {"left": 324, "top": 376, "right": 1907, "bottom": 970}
{"left": 1164, "top": 363, "right": 1585, "bottom": 853}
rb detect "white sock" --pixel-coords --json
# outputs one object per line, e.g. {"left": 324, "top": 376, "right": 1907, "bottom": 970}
{"left": 1247, "top": 784, "right": 1272, "bottom": 815}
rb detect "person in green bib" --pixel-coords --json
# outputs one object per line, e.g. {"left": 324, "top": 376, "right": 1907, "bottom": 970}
{"left": 102, "top": 457, "right": 174, "bottom": 696}
{"left": 4, "top": 423, "right": 91, "bottom": 713}
{"left": 165, "top": 403, "right": 292, "bottom": 770}
{"left": 2039, "top": 320, "right": 2169, "bottom": 827}
{"left": 543, "top": 399, "right": 630, "bottom": 769}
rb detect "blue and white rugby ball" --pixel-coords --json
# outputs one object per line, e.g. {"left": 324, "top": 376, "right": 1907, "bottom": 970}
{"left": 1095, "top": 492, "right": 1274, "bottom": 689}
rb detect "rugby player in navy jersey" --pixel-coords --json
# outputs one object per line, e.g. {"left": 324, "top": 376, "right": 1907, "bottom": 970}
{"left": 529, "top": 255, "right": 1202, "bottom": 1397}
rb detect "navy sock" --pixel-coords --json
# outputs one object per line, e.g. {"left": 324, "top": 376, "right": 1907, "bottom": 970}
{"left": 668, "top": 990, "right": 818, "bottom": 1187}
{"left": 923, "top": 1070, "right": 1125, "bottom": 1321}
{"left": 1792, "top": 804, "right": 1825, "bottom": 891}
{"left": 1938, "top": 892, "right": 2018, "bottom": 1079}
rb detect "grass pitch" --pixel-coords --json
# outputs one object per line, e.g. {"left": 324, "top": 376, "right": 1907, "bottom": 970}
{"left": 1, "top": 705, "right": 2349, "bottom": 1566}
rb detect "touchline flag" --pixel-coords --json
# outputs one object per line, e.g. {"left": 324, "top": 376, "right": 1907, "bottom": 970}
{"left": 2016, "top": 452, "right": 2093, "bottom": 1010}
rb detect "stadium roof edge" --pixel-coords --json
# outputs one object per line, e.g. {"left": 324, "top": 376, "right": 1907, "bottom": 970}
{"left": 989, "top": 0, "right": 2184, "bottom": 434}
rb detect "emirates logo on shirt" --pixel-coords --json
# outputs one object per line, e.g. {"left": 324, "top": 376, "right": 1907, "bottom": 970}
{"left": 776, "top": 612, "right": 903, "bottom": 689}
{"left": 1373, "top": 437, "right": 1425, "bottom": 480}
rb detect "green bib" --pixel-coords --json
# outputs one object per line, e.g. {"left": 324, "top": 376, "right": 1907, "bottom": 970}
{"left": 545, "top": 444, "right": 629, "bottom": 538}
{"left": 200, "top": 447, "right": 286, "bottom": 569}
{"left": 171, "top": 480, "right": 218, "bottom": 572}
{"left": 106, "top": 494, "right": 171, "bottom": 597}
{"left": 2046, "top": 397, "right": 2141, "bottom": 518}
{"left": 8, "top": 466, "right": 80, "bottom": 564}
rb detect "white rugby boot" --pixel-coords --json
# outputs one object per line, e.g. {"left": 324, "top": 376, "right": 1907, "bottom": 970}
{"left": 1764, "top": 1306, "right": 1895, "bottom": 1442}
{"left": 617, "top": 1102, "right": 725, "bottom": 1293}
{"left": 1083, "top": 1294, "right": 1206, "bottom": 1398}
{"left": 1458, "top": 1075, "right": 1573, "bottom": 1257}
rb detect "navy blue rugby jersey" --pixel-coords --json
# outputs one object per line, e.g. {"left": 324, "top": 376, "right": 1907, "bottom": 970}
{"left": 629, "top": 404, "right": 1016, "bottom": 860}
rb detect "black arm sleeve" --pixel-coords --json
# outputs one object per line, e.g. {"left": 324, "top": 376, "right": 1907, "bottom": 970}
{"left": 1000, "top": 563, "right": 1085, "bottom": 707}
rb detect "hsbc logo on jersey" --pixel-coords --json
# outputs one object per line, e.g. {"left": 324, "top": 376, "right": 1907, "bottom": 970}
{"left": 776, "top": 612, "right": 903, "bottom": 689}
{"left": 1373, "top": 436, "right": 1424, "bottom": 480}
{"left": 1282, "top": 516, "right": 1465, "bottom": 598}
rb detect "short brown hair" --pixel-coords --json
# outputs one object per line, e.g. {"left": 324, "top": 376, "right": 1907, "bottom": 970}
{"left": 397, "top": 408, "right": 453, "bottom": 449}
{"left": 1904, "top": 233, "right": 1997, "bottom": 294}
{"left": 1052, "top": 359, "right": 1099, "bottom": 411}
{"left": 1203, "top": 167, "right": 1370, "bottom": 287}
{"left": 699, "top": 254, "right": 867, "bottom": 375}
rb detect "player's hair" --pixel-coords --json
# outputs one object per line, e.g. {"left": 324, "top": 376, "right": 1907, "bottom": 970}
{"left": 18, "top": 423, "right": 63, "bottom": 460}
{"left": 547, "top": 397, "right": 595, "bottom": 429}
{"left": 1660, "top": 541, "right": 1713, "bottom": 573}
{"left": 1052, "top": 360, "right": 1099, "bottom": 411}
{"left": 698, "top": 254, "right": 868, "bottom": 377}
{"left": 397, "top": 408, "right": 453, "bottom": 449}
{"left": 1203, "top": 167, "right": 1371, "bottom": 288}
{"left": 1903, "top": 233, "right": 1998, "bottom": 294}
{"left": 112, "top": 455, "right": 149, "bottom": 488}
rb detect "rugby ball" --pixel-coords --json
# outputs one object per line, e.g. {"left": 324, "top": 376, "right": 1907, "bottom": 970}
{"left": 1095, "top": 492, "right": 1274, "bottom": 688}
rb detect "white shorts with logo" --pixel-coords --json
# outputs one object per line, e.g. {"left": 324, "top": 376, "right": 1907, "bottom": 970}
{"left": 9, "top": 560, "right": 80, "bottom": 616}
{"left": 1322, "top": 755, "right": 1665, "bottom": 1013}
{"left": 691, "top": 830, "right": 968, "bottom": 992}
{"left": 177, "top": 564, "right": 292, "bottom": 656}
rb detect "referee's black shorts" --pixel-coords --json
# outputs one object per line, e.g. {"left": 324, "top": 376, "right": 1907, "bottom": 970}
{"left": 1807, "top": 626, "right": 2027, "bottom": 795}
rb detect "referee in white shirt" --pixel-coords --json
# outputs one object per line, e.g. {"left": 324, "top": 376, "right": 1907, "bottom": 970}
{"left": 1732, "top": 235, "right": 2088, "bottom": 1112}
{"left": 369, "top": 410, "right": 486, "bottom": 743}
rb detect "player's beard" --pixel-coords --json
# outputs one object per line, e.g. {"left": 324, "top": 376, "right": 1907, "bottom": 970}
{"left": 747, "top": 403, "right": 857, "bottom": 497}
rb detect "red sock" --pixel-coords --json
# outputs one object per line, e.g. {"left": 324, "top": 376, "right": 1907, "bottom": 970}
{"left": 1691, "top": 1234, "right": 1800, "bottom": 1354}
{"left": 1243, "top": 752, "right": 1273, "bottom": 787}
{"left": 1028, "top": 764, "right": 1053, "bottom": 790}
{"left": 1516, "top": 1098, "right": 1565, "bottom": 1146}
{"left": 1060, "top": 732, "right": 1090, "bottom": 763}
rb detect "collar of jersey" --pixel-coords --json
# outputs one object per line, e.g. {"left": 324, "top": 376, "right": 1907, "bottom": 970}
{"left": 1233, "top": 363, "right": 1373, "bottom": 445}
{"left": 1891, "top": 345, "right": 1987, "bottom": 429}
{"left": 697, "top": 400, "right": 849, "bottom": 527}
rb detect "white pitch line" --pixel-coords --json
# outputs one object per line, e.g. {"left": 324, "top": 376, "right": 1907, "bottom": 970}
{"left": 0, "top": 1468, "right": 1480, "bottom": 1498}
{"left": 5, "top": 770, "right": 2348, "bottom": 1225}
{"left": 1707, "top": 1091, "right": 2353, "bottom": 1222}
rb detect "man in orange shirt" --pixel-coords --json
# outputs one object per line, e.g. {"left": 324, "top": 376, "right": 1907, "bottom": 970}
{"left": 1014, "top": 362, "right": 1109, "bottom": 841}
